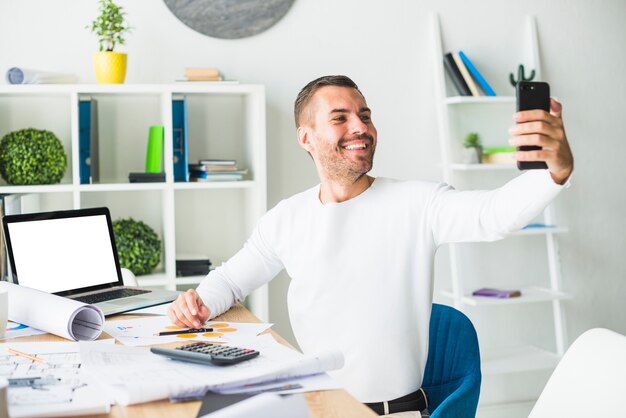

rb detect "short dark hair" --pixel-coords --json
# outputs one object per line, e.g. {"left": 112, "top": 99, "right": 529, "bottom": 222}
{"left": 294, "top": 75, "right": 364, "bottom": 127}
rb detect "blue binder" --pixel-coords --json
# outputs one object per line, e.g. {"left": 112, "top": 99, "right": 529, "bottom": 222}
{"left": 78, "top": 99, "right": 92, "bottom": 184}
{"left": 172, "top": 97, "right": 189, "bottom": 182}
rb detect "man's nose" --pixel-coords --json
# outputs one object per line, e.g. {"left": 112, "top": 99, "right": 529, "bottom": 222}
{"left": 349, "top": 116, "right": 367, "bottom": 134}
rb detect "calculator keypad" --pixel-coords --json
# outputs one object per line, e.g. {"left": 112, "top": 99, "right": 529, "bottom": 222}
{"left": 175, "top": 342, "right": 259, "bottom": 365}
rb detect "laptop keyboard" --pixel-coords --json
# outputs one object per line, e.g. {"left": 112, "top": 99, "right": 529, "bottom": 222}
{"left": 73, "top": 288, "right": 151, "bottom": 304}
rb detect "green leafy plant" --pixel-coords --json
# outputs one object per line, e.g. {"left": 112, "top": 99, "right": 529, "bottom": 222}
{"left": 0, "top": 128, "right": 67, "bottom": 185}
{"left": 463, "top": 132, "right": 482, "bottom": 148}
{"left": 87, "top": 0, "right": 132, "bottom": 52}
{"left": 113, "top": 218, "right": 161, "bottom": 276}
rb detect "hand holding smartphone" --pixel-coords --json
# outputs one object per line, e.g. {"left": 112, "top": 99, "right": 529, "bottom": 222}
{"left": 515, "top": 81, "right": 550, "bottom": 170}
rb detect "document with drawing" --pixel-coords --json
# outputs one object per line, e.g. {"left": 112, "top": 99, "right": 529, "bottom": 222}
{"left": 0, "top": 341, "right": 112, "bottom": 418}
{"left": 80, "top": 334, "right": 344, "bottom": 405}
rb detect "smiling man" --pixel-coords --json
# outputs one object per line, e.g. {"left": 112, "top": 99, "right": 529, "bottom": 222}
{"left": 168, "top": 75, "right": 573, "bottom": 417}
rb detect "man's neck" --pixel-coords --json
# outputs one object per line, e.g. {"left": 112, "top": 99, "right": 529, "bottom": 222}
{"left": 319, "top": 175, "right": 374, "bottom": 204}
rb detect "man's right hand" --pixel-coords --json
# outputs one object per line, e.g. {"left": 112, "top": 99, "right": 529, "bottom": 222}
{"left": 167, "top": 289, "right": 211, "bottom": 328}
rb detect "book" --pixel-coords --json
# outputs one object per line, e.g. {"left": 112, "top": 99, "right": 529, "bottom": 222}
{"left": 185, "top": 67, "right": 220, "bottom": 78}
{"left": 190, "top": 172, "right": 245, "bottom": 182}
{"left": 458, "top": 51, "right": 496, "bottom": 96}
{"left": 78, "top": 97, "right": 99, "bottom": 184}
{"left": 198, "top": 159, "right": 237, "bottom": 166}
{"left": 443, "top": 52, "right": 471, "bottom": 96}
{"left": 452, "top": 52, "right": 480, "bottom": 96}
{"left": 185, "top": 75, "right": 224, "bottom": 81}
{"left": 188, "top": 163, "right": 241, "bottom": 172}
{"left": 189, "top": 164, "right": 239, "bottom": 172}
{"left": 172, "top": 96, "right": 189, "bottom": 182}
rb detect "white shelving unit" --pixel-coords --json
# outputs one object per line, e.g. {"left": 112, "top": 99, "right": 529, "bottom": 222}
{"left": 429, "top": 13, "right": 569, "bottom": 412}
{"left": 0, "top": 83, "right": 269, "bottom": 321}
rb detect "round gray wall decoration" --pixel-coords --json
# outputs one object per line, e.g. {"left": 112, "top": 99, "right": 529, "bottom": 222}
{"left": 164, "top": 0, "right": 296, "bottom": 39}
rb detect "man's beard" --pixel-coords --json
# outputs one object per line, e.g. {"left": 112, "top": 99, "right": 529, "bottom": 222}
{"left": 319, "top": 133, "right": 375, "bottom": 183}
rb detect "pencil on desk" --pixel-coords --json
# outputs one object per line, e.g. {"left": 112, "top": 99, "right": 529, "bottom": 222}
{"left": 6, "top": 347, "right": 47, "bottom": 363}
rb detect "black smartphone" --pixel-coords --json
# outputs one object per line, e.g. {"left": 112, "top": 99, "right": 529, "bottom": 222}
{"left": 516, "top": 81, "right": 550, "bottom": 170}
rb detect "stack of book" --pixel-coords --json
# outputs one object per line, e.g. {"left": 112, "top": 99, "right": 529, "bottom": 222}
{"left": 189, "top": 159, "right": 248, "bottom": 182}
{"left": 176, "top": 255, "right": 211, "bottom": 277}
{"left": 184, "top": 68, "right": 223, "bottom": 82}
{"left": 443, "top": 51, "right": 496, "bottom": 97}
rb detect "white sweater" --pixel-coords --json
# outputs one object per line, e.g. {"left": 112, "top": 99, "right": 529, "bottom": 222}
{"left": 196, "top": 170, "right": 566, "bottom": 402}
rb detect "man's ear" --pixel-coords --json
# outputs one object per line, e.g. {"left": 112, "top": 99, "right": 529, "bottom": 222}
{"left": 297, "top": 126, "right": 313, "bottom": 152}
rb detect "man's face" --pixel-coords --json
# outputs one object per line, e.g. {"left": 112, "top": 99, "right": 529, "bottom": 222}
{"left": 298, "top": 86, "right": 377, "bottom": 183}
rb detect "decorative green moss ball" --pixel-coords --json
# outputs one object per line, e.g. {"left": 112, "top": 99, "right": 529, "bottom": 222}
{"left": 113, "top": 218, "right": 161, "bottom": 276}
{"left": 0, "top": 128, "right": 67, "bottom": 185}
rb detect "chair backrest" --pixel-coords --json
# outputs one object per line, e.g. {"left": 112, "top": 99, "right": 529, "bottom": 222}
{"left": 529, "top": 328, "right": 626, "bottom": 417}
{"left": 422, "top": 303, "right": 481, "bottom": 418}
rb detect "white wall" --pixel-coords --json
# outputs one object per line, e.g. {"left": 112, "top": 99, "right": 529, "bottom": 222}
{"left": 2, "top": 0, "right": 625, "bottom": 402}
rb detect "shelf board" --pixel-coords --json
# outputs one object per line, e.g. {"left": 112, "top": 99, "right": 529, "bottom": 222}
{"left": 136, "top": 273, "right": 169, "bottom": 287}
{"left": 445, "top": 96, "right": 515, "bottom": 105}
{"left": 513, "top": 226, "right": 569, "bottom": 235}
{"left": 174, "top": 180, "right": 256, "bottom": 190}
{"left": 440, "top": 286, "right": 571, "bottom": 306}
{"left": 450, "top": 163, "right": 517, "bottom": 171}
{"left": 482, "top": 345, "right": 560, "bottom": 375}
{"left": 175, "top": 276, "right": 206, "bottom": 286}
{"left": 0, "top": 184, "right": 75, "bottom": 194}
{"left": 78, "top": 182, "right": 168, "bottom": 192}
{"left": 0, "top": 83, "right": 262, "bottom": 96}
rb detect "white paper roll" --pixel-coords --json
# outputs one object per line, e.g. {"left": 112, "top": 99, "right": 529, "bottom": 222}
{"left": 5, "top": 67, "right": 78, "bottom": 84}
{"left": 0, "top": 282, "right": 104, "bottom": 341}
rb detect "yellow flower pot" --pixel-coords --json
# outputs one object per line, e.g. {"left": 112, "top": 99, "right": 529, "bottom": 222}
{"left": 93, "top": 52, "right": 127, "bottom": 84}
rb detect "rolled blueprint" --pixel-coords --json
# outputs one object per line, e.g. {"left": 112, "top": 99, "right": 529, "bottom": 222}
{"left": 5, "top": 67, "right": 78, "bottom": 84}
{"left": 0, "top": 282, "right": 104, "bottom": 341}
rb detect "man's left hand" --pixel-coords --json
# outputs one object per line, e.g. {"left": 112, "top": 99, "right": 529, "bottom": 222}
{"left": 508, "top": 98, "right": 574, "bottom": 184}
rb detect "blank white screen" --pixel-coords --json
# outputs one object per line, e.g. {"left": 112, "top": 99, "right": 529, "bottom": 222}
{"left": 7, "top": 215, "right": 119, "bottom": 293}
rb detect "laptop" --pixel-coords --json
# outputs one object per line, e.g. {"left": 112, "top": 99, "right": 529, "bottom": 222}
{"left": 2, "top": 207, "right": 179, "bottom": 316}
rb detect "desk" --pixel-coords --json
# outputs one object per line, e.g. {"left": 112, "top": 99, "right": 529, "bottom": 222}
{"left": 12, "top": 304, "right": 376, "bottom": 418}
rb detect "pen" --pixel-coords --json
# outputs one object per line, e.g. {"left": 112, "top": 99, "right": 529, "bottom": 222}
{"left": 6, "top": 347, "right": 47, "bottom": 363}
{"left": 156, "top": 328, "right": 213, "bottom": 336}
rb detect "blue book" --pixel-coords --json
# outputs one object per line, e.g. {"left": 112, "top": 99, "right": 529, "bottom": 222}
{"left": 458, "top": 51, "right": 496, "bottom": 96}
{"left": 172, "top": 97, "right": 189, "bottom": 182}
{"left": 78, "top": 99, "right": 91, "bottom": 184}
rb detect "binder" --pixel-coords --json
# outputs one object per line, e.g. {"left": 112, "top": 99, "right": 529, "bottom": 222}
{"left": 172, "top": 96, "right": 189, "bottom": 182}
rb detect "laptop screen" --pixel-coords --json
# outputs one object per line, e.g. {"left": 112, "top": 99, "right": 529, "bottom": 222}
{"left": 3, "top": 208, "right": 122, "bottom": 295}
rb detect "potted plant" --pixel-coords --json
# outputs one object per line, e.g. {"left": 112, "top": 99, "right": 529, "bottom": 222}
{"left": 88, "top": 0, "right": 132, "bottom": 84}
{"left": 0, "top": 128, "right": 67, "bottom": 185}
{"left": 462, "top": 132, "right": 482, "bottom": 164}
{"left": 113, "top": 218, "right": 161, "bottom": 276}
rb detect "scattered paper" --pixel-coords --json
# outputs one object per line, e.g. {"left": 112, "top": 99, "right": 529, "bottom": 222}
{"left": 1, "top": 321, "right": 47, "bottom": 340}
{"left": 198, "top": 392, "right": 309, "bottom": 418}
{"left": 103, "top": 315, "right": 272, "bottom": 346}
{"left": 214, "top": 373, "right": 341, "bottom": 395}
{"left": 0, "top": 340, "right": 113, "bottom": 417}
{"left": 80, "top": 334, "right": 344, "bottom": 406}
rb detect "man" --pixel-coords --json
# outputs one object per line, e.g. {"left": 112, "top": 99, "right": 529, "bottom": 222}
{"left": 168, "top": 75, "right": 573, "bottom": 416}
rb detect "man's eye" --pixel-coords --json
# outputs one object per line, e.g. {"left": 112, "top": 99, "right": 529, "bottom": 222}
{"left": 360, "top": 115, "right": 371, "bottom": 122}
{"left": 333, "top": 116, "right": 346, "bottom": 122}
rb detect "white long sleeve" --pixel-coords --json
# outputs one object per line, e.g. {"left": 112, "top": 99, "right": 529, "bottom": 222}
{"left": 194, "top": 170, "right": 566, "bottom": 402}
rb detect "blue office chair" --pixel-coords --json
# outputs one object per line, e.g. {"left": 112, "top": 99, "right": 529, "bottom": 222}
{"left": 422, "top": 303, "right": 481, "bottom": 418}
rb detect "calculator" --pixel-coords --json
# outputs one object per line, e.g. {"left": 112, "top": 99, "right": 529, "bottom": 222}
{"left": 150, "top": 342, "right": 260, "bottom": 365}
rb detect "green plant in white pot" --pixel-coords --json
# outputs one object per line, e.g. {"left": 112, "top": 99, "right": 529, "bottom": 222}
{"left": 462, "top": 132, "right": 482, "bottom": 164}
{"left": 88, "top": 0, "right": 132, "bottom": 84}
